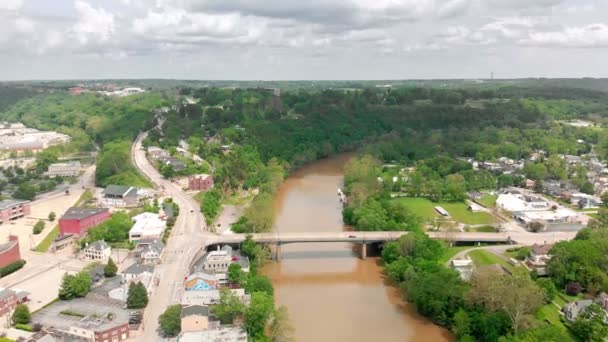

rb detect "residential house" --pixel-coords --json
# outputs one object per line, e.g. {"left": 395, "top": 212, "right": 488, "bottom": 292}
{"left": 181, "top": 305, "right": 210, "bottom": 332}
{"left": 82, "top": 241, "right": 111, "bottom": 261}
{"left": 526, "top": 243, "right": 553, "bottom": 276}
{"left": 0, "top": 199, "right": 30, "bottom": 224}
{"left": 563, "top": 299, "right": 594, "bottom": 322}
{"left": 199, "top": 246, "right": 249, "bottom": 274}
{"left": 122, "top": 263, "right": 154, "bottom": 285}
{"left": 0, "top": 235, "right": 20, "bottom": 269}
{"left": 102, "top": 185, "right": 139, "bottom": 207}
{"left": 164, "top": 157, "right": 186, "bottom": 172}
{"left": 524, "top": 179, "right": 535, "bottom": 189}
{"left": 147, "top": 147, "right": 169, "bottom": 160}
{"left": 570, "top": 193, "right": 602, "bottom": 209}
{"left": 47, "top": 161, "right": 81, "bottom": 177}
{"left": 129, "top": 212, "right": 166, "bottom": 242}
{"left": 135, "top": 239, "right": 165, "bottom": 264}
{"left": 59, "top": 207, "right": 110, "bottom": 237}
{"left": 188, "top": 174, "right": 214, "bottom": 192}
{"left": 0, "top": 287, "right": 29, "bottom": 316}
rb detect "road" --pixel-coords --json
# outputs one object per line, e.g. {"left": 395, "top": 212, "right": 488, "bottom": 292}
{"left": 132, "top": 131, "right": 213, "bottom": 341}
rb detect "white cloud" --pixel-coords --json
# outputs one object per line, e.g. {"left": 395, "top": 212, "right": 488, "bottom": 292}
{"left": 521, "top": 23, "right": 608, "bottom": 47}
{"left": 0, "top": 0, "right": 24, "bottom": 11}
{"left": 71, "top": 1, "right": 116, "bottom": 44}
{"left": 438, "top": 0, "right": 470, "bottom": 18}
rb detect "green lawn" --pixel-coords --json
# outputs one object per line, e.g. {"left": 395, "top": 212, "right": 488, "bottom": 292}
{"left": 467, "top": 249, "right": 516, "bottom": 273}
{"left": 395, "top": 197, "right": 493, "bottom": 225}
{"left": 477, "top": 194, "right": 497, "bottom": 208}
{"left": 193, "top": 191, "right": 205, "bottom": 203}
{"left": 537, "top": 304, "right": 568, "bottom": 331}
{"left": 439, "top": 246, "right": 473, "bottom": 263}
{"left": 34, "top": 225, "right": 59, "bottom": 253}
{"left": 465, "top": 225, "right": 497, "bottom": 233}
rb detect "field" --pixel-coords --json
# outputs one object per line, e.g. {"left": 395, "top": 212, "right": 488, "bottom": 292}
{"left": 467, "top": 249, "right": 516, "bottom": 273}
{"left": 477, "top": 194, "right": 497, "bottom": 208}
{"left": 465, "top": 225, "right": 497, "bottom": 233}
{"left": 395, "top": 197, "right": 493, "bottom": 225}
{"left": 35, "top": 226, "right": 59, "bottom": 253}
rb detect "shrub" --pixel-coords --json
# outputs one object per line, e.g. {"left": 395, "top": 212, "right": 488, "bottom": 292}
{"left": 566, "top": 282, "right": 583, "bottom": 296}
{"left": 11, "top": 304, "right": 30, "bottom": 325}
{"left": 33, "top": 220, "right": 45, "bottom": 235}
{"left": 14, "top": 324, "right": 32, "bottom": 332}
{"left": 0, "top": 260, "right": 26, "bottom": 277}
{"left": 48, "top": 212, "right": 56, "bottom": 221}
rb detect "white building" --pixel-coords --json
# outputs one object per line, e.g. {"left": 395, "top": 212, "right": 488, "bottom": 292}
{"left": 82, "top": 240, "right": 111, "bottom": 261}
{"left": 47, "top": 161, "right": 81, "bottom": 177}
{"left": 451, "top": 259, "right": 474, "bottom": 281}
{"left": 496, "top": 192, "right": 550, "bottom": 212}
{"left": 129, "top": 212, "right": 166, "bottom": 242}
{"left": 200, "top": 246, "right": 249, "bottom": 274}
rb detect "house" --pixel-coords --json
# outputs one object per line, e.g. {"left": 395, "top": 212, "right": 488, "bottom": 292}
{"left": 82, "top": 241, "right": 111, "bottom": 261}
{"left": 570, "top": 193, "right": 602, "bottom": 209}
{"left": 0, "top": 199, "right": 30, "bottom": 223}
{"left": 198, "top": 246, "right": 250, "bottom": 274}
{"left": 0, "top": 235, "right": 20, "bottom": 269}
{"left": 0, "top": 287, "right": 29, "bottom": 316}
{"left": 563, "top": 299, "right": 594, "bottom": 321}
{"left": 184, "top": 271, "right": 220, "bottom": 291}
{"left": 122, "top": 263, "right": 154, "bottom": 284}
{"left": 89, "top": 265, "right": 105, "bottom": 284}
{"left": 102, "top": 185, "right": 139, "bottom": 207}
{"left": 129, "top": 212, "right": 166, "bottom": 242}
{"left": 47, "top": 161, "right": 81, "bottom": 177}
{"left": 526, "top": 243, "right": 553, "bottom": 276}
{"left": 524, "top": 179, "right": 535, "bottom": 189}
{"left": 188, "top": 174, "right": 214, "bottom": 192}
{"left": 59, "top": 207, "right": 110, "bottom": 236}
{"left": 165, "top": 157, "right": 186, "bottom": 171}
{"left": 135, "top": 239, "right": 165, "bottom": 264}
{"left": 181, "top": 305, "right": 210, "bottom": 332}
{"left": 451, "top": 259, "right": 474, "bottom": 281}
{"left": 147, "top": 146, "right": 169, "bottom": 160}
{"left": 179, "top": 326, "right": 248, "bottom": 342}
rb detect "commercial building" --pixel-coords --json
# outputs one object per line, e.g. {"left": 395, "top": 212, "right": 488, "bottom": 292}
{"left": 0, "top": 199, "right": 30, "bottom": 223}
{"left": 184, "top": 271, "right": 220, "bottom": 291}
{"left": 188, "top": 174, "right": 214, "bottom": 192}
{"left": 47, "top": 161, "right": 81, "bottom": 177}
{"left": 179, "top": 326, "right": 248, "bottom": 342}
{"left": 0, "top": 235, "right": 21, "bottom": 269}
{"left": 102, "top": 185, "right": 139, "bottom": 207}
{"left": 0, "top": 287, "right": 30, "bottom": 316}
{"left": 129, "top": 212, "right": 166, "bottom": 242}
{"left": 181, "top": 305, "right": 210, "bottom": 333}
{"left": 59, "top": 207, "right": 110, "bottom": 237}
{"left": 198, "top": 246, "right": 249, "bottom": 274}
{"left": 496, "top": 190, "right": 550, "bottom": 212}
{"left": 82, "top": 241, "right": 111, "bottom": 261}
{"left": 122, "top": 263, "right": 154, "bottom": 285}
{"left": 51, "top": 234, "right": 74, "bottom": 253}
{"left": 182, "top": 288, "right": 247, "bottom": 306}
{"left": 135, "top": 239, "right": 164, "bottom": 264}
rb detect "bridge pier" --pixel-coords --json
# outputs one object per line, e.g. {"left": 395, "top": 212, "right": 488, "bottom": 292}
{"left": 275, "top": 244, "right": 282, "bottom": 262}
{"left": 360, "top": 243, "right": 367, "bottom": 260}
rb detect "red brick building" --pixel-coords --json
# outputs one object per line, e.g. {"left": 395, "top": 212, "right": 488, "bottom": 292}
{"left": 0, "top": 235, "right": 21, "bottom": 269}
{"left": 59, "top": 208, "right": 110, "bottom": 237}
{"left": 0, "top": 288, "right": 30, "bottom": 316}
{"left": 0, "top": 200, "right": 30, "bottom": 224}
{"left": 188, "top": 174, "right": 214, "bottom": 192}
{"left": 93, "top": 322, "right": 130, "bottom": 342}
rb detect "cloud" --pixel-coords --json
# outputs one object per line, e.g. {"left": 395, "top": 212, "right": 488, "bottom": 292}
{"left": 438, "top": 0, "right": 470, "bottom": 18}
{"left": 71, "top": 1, "right": 116, "bottom": 44}
{"left": 0, "top": 0, "right": 24, "bottom": 11}
{"left": 520, "top": 23, "right": 608, "bottom": 47}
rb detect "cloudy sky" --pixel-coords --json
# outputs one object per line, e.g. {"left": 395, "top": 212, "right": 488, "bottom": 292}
{"left": 1, "top": 0, "right": 607, "bottom": 80}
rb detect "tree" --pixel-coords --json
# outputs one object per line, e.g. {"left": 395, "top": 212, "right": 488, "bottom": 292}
{"left": 126, "top": 282, "right": 149, "bottom": 309}
{"left": 104, "top": 257, "right": 117, "bottom": 277}
{"left": 270, "top": 305, "right": 295, "bottom": 342}
{"left": 13, "top": 182, "right": 37, "bottom": 200}
{"left": 161, "top": 165, "right": 174, "bottom": 179}
{"left": 468, "top": 269, "right": 544, "bottom": 333}
{"left": 58, "top": 272, "right": 92, "bottom": 300}
{"left": 527, "top": 220, "right": 545, "bottom": 233}
{"left": 536, "top": 278, "right": 557, "bottom": 302}
{"left": 11, "top": 304, "right": 30, "bottom": 325}
{"left": 158, "top": 305, "right": 182, "bottom": 337}
{"left": 245, "top": 292, "right": 275, "bottom": 340}
{"left": 524, "top": 163, "right": 547, "bottom": 180}
{"left": 211, "top": 288, "right": 245, "bottom": 324}
{"left": 572, "top": 304, "right": 608, "bottom": 342}
{"left": 452, "top": 309, "right": 471, "bottom": 339}
{"left": 48, "top": 211, "right": 56, "bottom": 222}
{"left": 245, "top": 274, "right": 274, "bottom": 297}
{"left": 32, "top": 220, "right": 44, "bottom": 235}
{"left": 227, "top": 263, "right": 245, "bottom": 285}
{"left": 580, "top": 181, "right": 595, "bottom": 195}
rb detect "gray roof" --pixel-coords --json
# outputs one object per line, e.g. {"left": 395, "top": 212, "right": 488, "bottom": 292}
{"left": 0, "top": 239, "right": 17, "bottom": 253}
{"left": 123, "top": 263, "right": 154, "bottom": 275}
{"left": 0, "top": 199, "right": 29, "bottom": 210}
{"left": 181, "top": 305, "right": 209, "bottom": 318}
{"left": 61, "top": 207, "right": 108, "bottom": 220}
{"left": 87, "top": 240, "right": 110, "bottom": 251}
{"left": 103, "top": 185, "right": 138, "bottom": 198}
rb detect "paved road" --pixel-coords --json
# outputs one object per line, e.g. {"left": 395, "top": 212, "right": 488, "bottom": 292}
{"left": 132, "top": 131, "right": 213, "bottom": 341}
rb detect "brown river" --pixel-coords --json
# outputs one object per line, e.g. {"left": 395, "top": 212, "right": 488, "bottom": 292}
{"left": 262, "top": 154, "right": 453, "bottom": 342}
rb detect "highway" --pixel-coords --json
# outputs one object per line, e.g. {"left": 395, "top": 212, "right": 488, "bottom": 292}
{"left": 131, "top": 131, "right": 213, "bottom": 341}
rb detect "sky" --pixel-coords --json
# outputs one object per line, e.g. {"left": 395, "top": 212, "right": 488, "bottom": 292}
{"left": 0, "top": 0, "right": 607, "bottom": 80}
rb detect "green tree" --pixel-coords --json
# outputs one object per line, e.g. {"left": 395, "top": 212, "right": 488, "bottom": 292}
{"left": 11, "top": 304, "right": 30, "bottom": 325}
{"left": 32, "top": 220, "right": 45, "bottom": 235}
{"left": 161, "top": 164, "right": 175, "bottom": 179}
{"left": 13, "top": 182, "right": 37, "bottom": 200}
{"left": 580, "top": 181, "right": 595, "bottom": 195}
{"left": 524, "top": 163, "right": 548, "bottom": 180}
{"left": 245, "top": 291, "right": 275, "bottom": 340}
{"left": 269, "top": 305, "right": 294, "bottom": 342}
{"left": 158, "top": 305, "right": 182, "bottom": 337}
{"left": 35, "top": 149, "right": 59, "bottom": 173}
{"left": 127, "top": 282, "right": 149, "bottom": 309}
{"left": 451, "top": 309, "right": 471, "bottom": 339}
{"left": 104, "top": 257, "right": 117, "bottom": 277}
{"left": 245, "top": 274, "right": 274, "bottom": 297}
{"left": 58, "top": 271, "right": 92, "bottom": 300}
{"left": 211, "top": 288, "right": 245, "bottom": 324}
{"left": 572, "top": 304, "right": 608, "bottom": 342}
{"left": 227, "top": 263, "right": 246, "bottom": 285}
{"left": 48, "top": 211, "right": 56, "bottom": 221}
{"left": 535, "top": 278, "right": 557, "bottom": 302}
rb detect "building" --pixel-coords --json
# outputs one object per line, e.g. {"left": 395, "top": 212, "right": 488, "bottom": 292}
{"left": 0, "top": 287, "right": 29, "bottom": 316}
{"left": 51, "top": 234, "right": 74, "bottom": 253}
{"left": 82, "top": 241, "right": 111, "bottom": 261}
{"left": 122, "top": 263, "right": 154, "bottom": 284}
{"left": 496, "top": 191, "right": 550, "bottom": 212}
{"left": 164, "top": 157, "right": 187, "bottom": 171}
{"left": 0, "top": 199, "right": 30, "bottom": 224}
{"left": 451, "top": 259, "right": 474, "bottom": 281}
{"left": 135, "top": 239, "right": 164, "bottom": 264}
{"left": 102, "top": 185, "right": 139, "bottom": 207}
{"left": 147, "top": 146, "right": 169, "bottom": 160}
{"left": 570, "top": 193, "right": 602, "bottom": 209}
{"left": 199, "top": 246, "right": 249, "bottom": 274}
{"left": 563, "top": 300, "right": 594, "bottom": 321}
{"left": 188, "top": 174, "right": 214, "bottom": 192}
{"left": 129, "top": 212, "right": 166, "bottom": 242}
{"left": 181, "top": 305, "right": 210, "bottom": 332}
{"left": 179, "top": 326, "right": 248, "bottom": 342}
{"left": 47, "top": 161, "right": 81, "bottom": 177}
{"left": 182, "top": 288, "right": 247, "bottom": 306}
{"left": 434, "top": 206, "right": 449, "bottom": 217}
{"left": 59, "top": 208, "right": 110, "bottom": 237}
{"left": 184, "top": 271, "right": 220, "bottom": 291}
{"left": 0, "top": 235, "right": 21, "bottom": 269}
{"left": 526, "top": 243, "right": 553, "bottom": 276}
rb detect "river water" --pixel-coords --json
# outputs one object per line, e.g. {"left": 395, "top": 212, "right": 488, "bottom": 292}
{"left": 262, "top": 154, "right": 452, "bottom": 342}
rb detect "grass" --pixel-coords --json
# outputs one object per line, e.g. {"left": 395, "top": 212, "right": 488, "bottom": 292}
{"left": 34, "top": 225, "right": 59, "bottom": 253}
{"left": 536, "top": 304, "right": 568, "bottom": 331}
{"left": 464, "top": 225, "right": 497, "bottom": 233}
{"left": 74, "top": 189, "right": 94, "bottom": 207}
{"left": 60, "top": 309, "right": 86, "bottom": 317}
{"left": 395, "top": 197, "right": 493, "bottom": 225}
{"left": 439, "top": 246, "right": 473, "bottom": 263}
{"left": 223, "top": 192, "right": 255, "bottom": 205}
{"left": 467, "top": 249, "right": 516, "bottom": 273}
{"left": 193, "top": 191, "right": 205, "bottom": 203}
{"left": 477, "top": 194, "right": 497, "bottom": 208}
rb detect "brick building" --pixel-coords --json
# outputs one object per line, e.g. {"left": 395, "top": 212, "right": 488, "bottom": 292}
{"left": 59, "top": 208, "right": 110, "bottom": 237}
{"left": 188, "top": 174, "right": 214, "bottom": 192}
{"left": 0, "top": 200, "right": 30, "bottom": 224}
{"left": 47, "top": 161, "right": 81, "bottom": 177}
{"left": 0, "top": 235, "right": 21, "bottom": 268}
{"left": 0, "top": 287, "right": 30, "bottom": 316}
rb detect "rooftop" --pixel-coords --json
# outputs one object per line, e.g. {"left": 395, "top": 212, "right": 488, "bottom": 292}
{"left": 0, "top": 199, "right": 29, "bottom": 210}
{"left": 123, "top": 263, "right": 154, "bottom": 275}
{"left": 61, "top": 207, "right": 108, "bottom": 220}
{"left": 179, "top": 326, "right": 248, "bottom": 342}
{"left": 86, "top": 240, "right": 110, "bottom": 251}
{"left": 181, "top": 305, "right": 209, "bottom": 318}
{"left": 103, "top": 185, "right": 138, "bottom": 198}
{"left": 531, "top": 243, "right": 553, "bottom": 255}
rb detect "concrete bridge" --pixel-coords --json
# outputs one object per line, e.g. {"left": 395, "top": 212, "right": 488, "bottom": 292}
{"left": 207, "top": 231, "right": 512, "bottom": 260}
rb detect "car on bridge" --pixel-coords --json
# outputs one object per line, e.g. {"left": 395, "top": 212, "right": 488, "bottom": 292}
{"left": 348, "top": 235, "right": 356, "bottom": 238}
